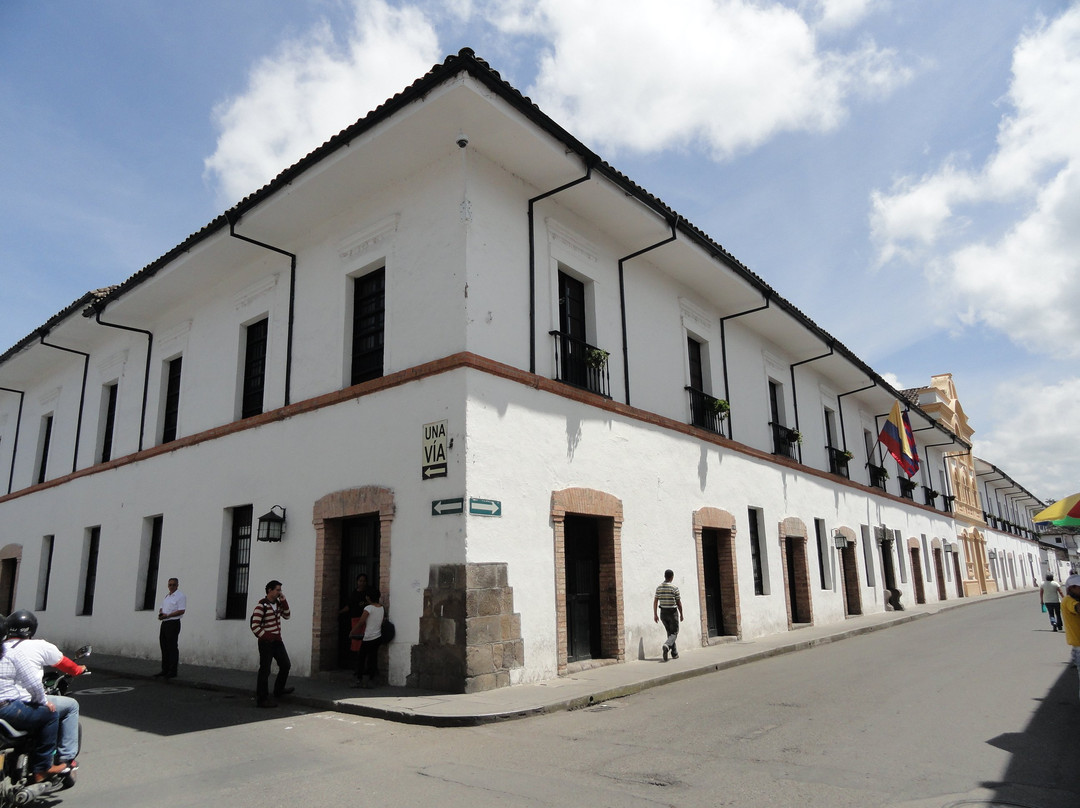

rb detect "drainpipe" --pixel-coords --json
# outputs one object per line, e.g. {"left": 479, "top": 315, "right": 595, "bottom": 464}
{"left": 835, "top": 381, "right": 876, "bottom": 455}
{"left": 38, "top": 331, "right": 90, "bottom": 474}
{"left": 85, "top": 305, "right": 153, "bottom": 451}
{"left": 718, "top": 297, "right": 770, "bottom": 440}
{"left": 788, "top": 346, "right": 833, "bottom": 464}
{"left": 527, "top": 165, "right": 593, "bottom": 374}
{"left": 0, "top": 386, "right": 24, "bottom": 494}
{"left": 616, "top": 217, "right": 678, "bottom": 405}
{"left": 227, "top": 214, "right": 296, "bottom": 406}
{"left": 919, "top": 438, "right": 954, "bottom": 494}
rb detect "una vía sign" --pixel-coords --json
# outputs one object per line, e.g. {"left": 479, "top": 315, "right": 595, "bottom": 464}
{"left": 422, "top": 420, "right": 448, "bottom": 480}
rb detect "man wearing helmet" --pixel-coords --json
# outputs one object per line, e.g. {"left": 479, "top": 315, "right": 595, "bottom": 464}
{"left": 0, "top": 610, "right": 86, "bottom": 771}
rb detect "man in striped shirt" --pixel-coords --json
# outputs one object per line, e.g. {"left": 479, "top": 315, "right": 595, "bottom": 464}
{"left": 250, "top": 579, "right": 293, "bottom": 708}
{"left": 653, "top": 569, "right": 684, "bottom": 662}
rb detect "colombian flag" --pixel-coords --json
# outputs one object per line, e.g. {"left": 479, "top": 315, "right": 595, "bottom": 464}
{"left": 879, "top": 401, "right": 920, "bottom": 477}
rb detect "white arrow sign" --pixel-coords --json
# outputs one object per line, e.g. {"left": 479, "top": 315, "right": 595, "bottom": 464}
{"left": 469, "top": 498, "right": 502, "bottom": 516}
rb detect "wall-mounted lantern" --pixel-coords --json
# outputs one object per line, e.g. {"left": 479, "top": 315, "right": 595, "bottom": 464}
{"left": 988, "top": 549, "right": 997, "bottom": 560}
{"left": 833, "top": 529, "right": 849, "bottom": 549}
{"left": 257, "top": 505, "right": 287, "bottom": 542}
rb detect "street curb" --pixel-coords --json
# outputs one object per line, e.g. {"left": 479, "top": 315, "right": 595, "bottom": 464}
{"left": 89, "top": 590, "right": 1026, "bottom": 727}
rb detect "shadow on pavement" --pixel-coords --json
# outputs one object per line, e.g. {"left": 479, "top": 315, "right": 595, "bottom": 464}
{"left": 983, "top": 662, "right": 1080, "bottom": 808}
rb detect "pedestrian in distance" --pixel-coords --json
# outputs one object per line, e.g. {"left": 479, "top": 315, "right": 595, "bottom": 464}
{"left": 155, "top": 577, "right": 186, "bottom": 679}
{"left": 350, "top": 588, "right": 384, "bottom": 688}
{"left": 250, "top": 579, "right": 293, "bottom": 708}
{"left": 653, "top": 569, "right": 684, "bottom": 662}
{"left": 1039, "top": 573, "right": 1063, "bottom": 632}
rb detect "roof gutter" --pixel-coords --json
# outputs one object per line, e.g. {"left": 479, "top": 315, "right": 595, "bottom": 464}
{"left": 226, "top": 214, "right": 297, "bottom": 406}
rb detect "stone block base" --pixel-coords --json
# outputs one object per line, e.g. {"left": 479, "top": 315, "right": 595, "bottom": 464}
{"left": 407, "top": 562, "right": 524, "bottom": 693}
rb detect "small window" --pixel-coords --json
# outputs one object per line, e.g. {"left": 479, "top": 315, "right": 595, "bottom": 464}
{"left": 241, "top": 319, "right": 268, "bottom": 419}
{"left": 99, "top": 382, "right": 118, "bottom": 463}
{"left": 140, "top": 516, "right": 164, "bottom": 611}
{"left": 225, "top": 505, "right": 252, "bottom": 619}
{"left": 351, "top": 267, "right": 385, "bottom": 385}
{"left": 749, "top": 507, "right": 766, "bottom": 596}
{"left": 36, "top": 414, "right": 53, "bottom": 484}
{"left": 80, "top": 526, "right": 101, "bottom": 616}
{"left": 36, "top": 536, "right": 54, "bottom": 611}
{"left": 815, "top": 518, "right": 831, "bottom": 590}
{"left": 161, "top": 356, "right": 183, "bottom": 444}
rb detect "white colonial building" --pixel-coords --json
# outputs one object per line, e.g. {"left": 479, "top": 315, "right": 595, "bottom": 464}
{"left": 0, "top": 50, "right": 1048, "bottom": 691}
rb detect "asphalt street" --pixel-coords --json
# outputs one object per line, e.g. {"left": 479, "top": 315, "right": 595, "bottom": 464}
{"left": 64, "top": 594, "right": 1078, "bottom": 808}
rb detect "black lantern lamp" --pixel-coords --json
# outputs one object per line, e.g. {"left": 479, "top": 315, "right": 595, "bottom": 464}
{"left": 832, "top": 529, "right": 848, "bottom": 549}
{"left": 257, "top": 505, "right": 287, "bottom": 542}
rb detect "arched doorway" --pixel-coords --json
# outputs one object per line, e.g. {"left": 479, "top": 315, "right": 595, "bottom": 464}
{"left": 693, "top": 508, "right": 740, "bottom": 642}
{"left": 552, "top": 488, "right": 624, "bottom": 675}
{"left": 779, "top": 518, "right": 813, "bottom": 627}
{"left": 907, "top": 538, "right": 926, "bottom": 605}
{"left": 835, "top": 527, "right": 861, "bottom": 616}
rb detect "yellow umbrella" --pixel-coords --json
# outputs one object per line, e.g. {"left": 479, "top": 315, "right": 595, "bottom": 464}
{"left": 1033, "top": 493, "right": 1080, "bottom": 526}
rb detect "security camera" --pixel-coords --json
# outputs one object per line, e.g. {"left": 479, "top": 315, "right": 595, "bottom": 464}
{"left": 456, "top": 135, "right": 469, "bottom": 148}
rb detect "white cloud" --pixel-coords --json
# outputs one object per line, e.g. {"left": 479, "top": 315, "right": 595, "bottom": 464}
{"left": 805, "top": 0, "right": 882, "bottom": 33}
{"left": 871, "top": 5, "right": 1080, "bottom": 358}
{"left": 476, "top": 0, "right": 909, "bottom": 159}
{"left": 204, "top": 0, "right": 440, "bottom": 205}
{"left": 974, "top": 376, "right": 1080, "bottom": 501}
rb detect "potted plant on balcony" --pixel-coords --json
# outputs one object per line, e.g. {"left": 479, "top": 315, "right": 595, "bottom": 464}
{"left": 584, "top": 348, "right": 609, "bottom": 369}
{"left": 840, "top": 449, "right": 854, "bottom": 461}
{"left": 708, "top": 398, "right": 730, "bottom": 418}
{"left": 790, "top": 429, "right": 803, "bottom": 445}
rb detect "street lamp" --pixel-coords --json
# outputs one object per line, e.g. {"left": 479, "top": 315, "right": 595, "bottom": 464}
{"left": 833, "top": 529, "right": 848, "bottom": 549}
{"left": 257, "top": 505, "right": 287, "bottom": 542}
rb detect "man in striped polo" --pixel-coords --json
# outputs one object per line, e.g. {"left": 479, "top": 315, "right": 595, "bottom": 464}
{"left": 653, "top": 569, "right": 683, "bottom": 662}
{"left": 250, "top": 579, "right": 293, "bottom": 708}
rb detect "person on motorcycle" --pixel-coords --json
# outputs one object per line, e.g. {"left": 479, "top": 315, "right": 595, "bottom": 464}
{"left": 0, "top": 610, "right": 85, "bottom": 773}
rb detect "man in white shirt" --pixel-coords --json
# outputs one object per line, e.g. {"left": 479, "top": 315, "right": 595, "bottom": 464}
{"left": 155, "top": 577, "right": 186, "bottom": 679}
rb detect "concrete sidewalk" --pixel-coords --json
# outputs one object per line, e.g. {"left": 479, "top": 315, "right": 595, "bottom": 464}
{"left": 87, "top": 590, "right": 1025, "bottom": 727}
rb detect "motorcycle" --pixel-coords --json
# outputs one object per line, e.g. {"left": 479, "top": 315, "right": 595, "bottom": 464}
{"left": 0, "top": 645, "right": 90, "bottom": 806}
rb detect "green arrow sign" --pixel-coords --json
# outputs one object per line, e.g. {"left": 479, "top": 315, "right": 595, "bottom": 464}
{"left": 469, "top": 498, "right": 502, "bottom": 516}
{"left": 431, "top": 498, "right": 464, "bottom": 516}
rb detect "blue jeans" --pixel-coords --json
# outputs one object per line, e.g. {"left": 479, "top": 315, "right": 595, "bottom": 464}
{"left": 0, "top": 700, "right": 59, "bottom": 773}
{"left": 50, "top": 695, "right": 79, "bottom": 762}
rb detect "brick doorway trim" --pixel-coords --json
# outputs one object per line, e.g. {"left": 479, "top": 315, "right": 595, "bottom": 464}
{"left": 931, "top": 538, "right": 948, "bottom": 601}
{"left": 693, "top": 508, "right": 741, "bottom": 644}
{"left": 778, "top": 517, "right": 813, "bottom": 628}
{"left": 551, "top": 488, "right": 624, "bottom": 676}
{"left": 311, "top": 487, "right": 395, "bottom": 673}
{"left": 907, "top": 537, "right": 927, "bottom": 604}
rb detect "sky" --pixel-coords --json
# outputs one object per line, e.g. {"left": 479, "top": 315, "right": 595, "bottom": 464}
{"left": 1, "top": 0, "right": 1078, "bottom": 502}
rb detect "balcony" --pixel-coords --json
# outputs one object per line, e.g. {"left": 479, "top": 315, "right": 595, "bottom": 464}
{"left": 770, "top": 422, "right": 800, "bottom": 461}
{"left": 868, "top": 463, "right": 889, "bottom": 491}
{"left": 899, "top": 478, "right": 917, "bottom": 501}
{"left": 923, "top": 488, "right": 940, "bottom": 507}
{"left": 686, "top": 387, "right": 728, "bottom": 437}
{"left": 827, "top": 447, "right": 851, "bottom": 479}
{"left": 549, "top": 331, "right": 611, "bottom": 398}
{"left": 941, "top": 494, "right": 956, "bottom": 512}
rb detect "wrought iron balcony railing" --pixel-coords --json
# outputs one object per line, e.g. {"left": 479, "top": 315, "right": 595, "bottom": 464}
{"left": 867, "top": 463, "right": 888, "bottom": 491}
{"left": 549, "top": 331, "right": 611, "bottom": 398}
{"left": 686, "top": 387, "right": 727, "bottom": 437}
{"left": 923, "top": 488, "right": 940, "bottom": 507}
{"left": 769, "top": 422, "right": 799, "bottom": 461}
{"left": 827, "top": 447, "right": 851, "bottom": 479}
{"left": 899, "top": 478, "right": 917, "bottom": 500}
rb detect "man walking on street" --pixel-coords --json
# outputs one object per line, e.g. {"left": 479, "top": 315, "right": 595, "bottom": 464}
{"left": 250, "top": 579, "right": 293, "bottom": 708}
{"left": 156, "top": 577, "right": 186, "bottom": 679}
{"left": 653, "top": 569, "right": 684, "bottom": 662}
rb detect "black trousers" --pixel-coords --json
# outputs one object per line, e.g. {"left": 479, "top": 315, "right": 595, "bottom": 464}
{"left": 159, "top": 619, "right": 181, "bottom": 676}
{"left": 256, "top": 639, "right": 291, "bottom": 701}
{"left": 660, "top": 607, "right": 679, "bottom": 652}
{"left": 355, "top": 636, "right": 382, "bottom": 680}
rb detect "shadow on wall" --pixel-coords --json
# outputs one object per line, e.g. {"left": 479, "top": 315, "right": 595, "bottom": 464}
{"left": 984, "top": 663, "right": 1080, "bottom": 807}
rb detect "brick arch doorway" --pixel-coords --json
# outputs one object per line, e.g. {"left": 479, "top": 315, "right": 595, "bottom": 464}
{"left": 551, "top": 488, "right": 624, "bottom": 676}
{"left": 779, "top": 518, "right": 813, "bottom": 628}
{"left": 931, "top": 538, "right": 948, "bottom": 601}
{"left": 693, "top": 508, "right": 740, "bottom": 642}
{"left": 311, "top": 487, "right": 395, "bottom": 673}
{"left": 0, "top": 544, "right": 20, "bottom": 615}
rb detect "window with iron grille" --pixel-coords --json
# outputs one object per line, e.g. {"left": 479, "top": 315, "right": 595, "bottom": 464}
{"left": 351, "top": 267, "right": 385, "bottom": 385}
{"left": 99, "top": 382, "right": 118, "bottom": 463}
{"left": 225, "top": 505, "right": 252, "bottom": 619}
{"left": 161, "top": 356, "right": 182, "bottom": 443}
{"left": 749, "top": 507, "right": 765, "bottom": 596}
{"left": 81, "top": 526, "right": 101, "bottom": 615}
{"left": 141, "top": 516, "right": 163, "bottom": 611}
{"left": 241, "top": 319, "right": 268, "bottom": 419}
{"left": 36, "top": 414, "right": 53, "bottom": 485}
{"left": 36, "top": 536, "right": 54, "bottom": 611}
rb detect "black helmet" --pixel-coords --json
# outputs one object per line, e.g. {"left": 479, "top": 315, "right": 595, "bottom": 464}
{"left": 4, "top": 610, "right": 37, "bottom": 639}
